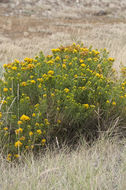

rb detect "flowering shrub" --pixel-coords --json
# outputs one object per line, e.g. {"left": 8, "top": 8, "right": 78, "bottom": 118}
{"left": 0, "top": 43, "right": 126, "bottom": 160}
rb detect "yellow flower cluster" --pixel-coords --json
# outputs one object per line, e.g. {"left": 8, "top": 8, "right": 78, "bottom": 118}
{"left": 37, "top": 129, "right": 42, "bottom": 135}
{"left": 15, "top": 128, "right": 23, "bottom": 135}
{"left": 20, "top": 114, "right": 30, "bottom": 121}
{"left": 44, "top": 119, "right": 50, "bottom": 125}
{"left": 0, "top": 112, "right": 2, "bottom": 119}
{"left": 64, "top": 88, "right": 69, "bottom": 93}
{"left": 83, "top": 104, "right": 89, "bottom": 109}
{"left": 3, "top": 88, "right": 8, "bottom": 92}
{"left": 29, "top": 131, "right": 33, "bottom": 136}
{"left": 21, "top": 82, "right": 27, "bottom": 87}
{"left": 15, "top": 140, "right": 22, "bottom": 148}
{"left": 48, "top": 70, "right": 54, "bottom": 75}
{"left": 1, "top": 43, "right": 124, "bottom": 160}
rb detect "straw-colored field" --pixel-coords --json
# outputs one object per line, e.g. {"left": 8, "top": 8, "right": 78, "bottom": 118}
{"left": 0, "top": 0, "right": 126, "bottom": 189}
{"left": 0, "top": 137, "right": 126, "bottom": 190}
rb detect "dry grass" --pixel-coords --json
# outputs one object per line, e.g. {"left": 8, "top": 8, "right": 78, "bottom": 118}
{"left": 0, "top": 136, "right": 126, "bottom": 190}
{"left": 0, "top": 21, "right": 126, "bottom": 72}
{"left": 0, "top": 1, "right": 126, "bottom": 189}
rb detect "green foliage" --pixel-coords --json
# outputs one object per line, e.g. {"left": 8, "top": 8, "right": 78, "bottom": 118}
{"left": 0, "top": 43, "right": 126, "bottom": 160}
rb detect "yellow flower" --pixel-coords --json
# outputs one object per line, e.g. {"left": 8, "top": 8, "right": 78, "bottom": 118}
{"left": 96, "top": 73, "right": 100, "bottom": 78}
{"left": 90, "top": 105, "right": 95, "bottom": 108}
{"left": 73, "top": 49, "right": 77, "bottom": 53}
{"left": 35, "top": 122, "right": 39, "bottom": 127}
{"left": 27, "top": 125, "right": 31, "bottom": 129}
{"left": 51, "top": 93, "right": 55, "bottom": 97}
{"left": 69, "top": 62, "right": 72, "bottom": 66}
{"left": 106, "top": 100, "right": 110, "bottom": 104}
{"left": 108, "top": 57, "right": 115, "bottom": 62}
{"left": 12, "top": 66, "right": 17, "bottom": 70}
{"left": 92, "top": 50, "right": 100, "bottom": 55}
{"left": 14, "top": 59, "right": 20, "bottom": 64}
{"left": 36, "top": 129, "right": 42, "bottom": 135}
{"left": 42, "top": 74, "right": 47, "bottom": 78}
{"left": 74, "top": 74, "right": 78, "bottom": 78}
{"left": 17, "top": 120, "right": 23, "bottom": 125}
{"left": 27, "top": 64, "right": 35, "bottom": 69}
{"left": 20, "top": 136, "right": 25, "bottom": 141}
{"left": 62, "top": 64, "right": 66, "bottom": 69}
{"left": 26, "top": 96, "right": 30, "bottom": 101}
{"left": 37, "top": 78, "right": 43, "bottom": 83}
{"left": 41, "top": 139, "right": 46, "bottom": 144}
{"left": 21, "top": 67, "right": 27, "bottom": 71}
{"left": 94, "top": 58, "right": 98, "bottom": 62}
{"left": 34, "top": 104, "right": 39, "bottom": 108}
{"left": 6, "top": 154, "right": 12, "bottom": 161}
{"left": 57, "top": 107, "right": 60, "bottom": 111}
{"left": 15, "top": 128, "right": 23, "bottom": 135}
{"left": 48, "top": 70, "right": 54, "bottom": 76}
{"left": 44, "top": 119, "right": 50, "bottom": 125}
{"left": 81, "top": 86, "right": 86, "bottom": 90}
{"left": 7, "top": 153, "right": 12, "bottom": 157}
{"left": 17, "top": 73, "right": 21, "bottom": 77}
{"left": 0, "top": 112, "right": 2, "bottom": 119}
{"left": 81, "top": 63, "right": 86, "bottom": 67}
{"left": 83, "top": 104, "right": 89, "bottom": 109}
{"left": 31, "top": 145, "right": 34, "bottom": 149}
{"left": 47, "top": 55, "right": 53, "bottom": 58}
{"left": 47, "top": 60, "right": 54, "bottom": 65}
{"left": 20, "top": 114, "right": 30, "bottom": 121}
{"left": 15, "top": 140, "right": 22, "bottom": 148}
{"left": 30, "top": 80, "right": 36, "bottom": 84}
{"left": 14, "top": 154, "right": 20, "bottom": 158}
{"left": 4, "top": 127, "right": 8, "bottom": 131}
{"left": 6, "top": 157, "right": 11, "bottom": 161}
{"left": 87, "top": 58, "right": 92, "bottom": 61}
{"left": 120, "top": 96, "right": 124, "bottom": 99}
{"left": 21, "top": 82, "right": 27, "bottom": 86}
{"left": 32, "top": 113, "right": 36, "bottom": 117}
{"left": 112, "top": 101, "right": 116, "bottom": 106}
{"left": 3, "top": 64, "right": 7, "bottom": 68}
{"left": 55, "top": 56, "right": 60, "bottom": 61}
{"left": 3, "top": 88, "right": 8, "bottom": 92}
{"left": 57, "top": 120, "right": 61, "bottom": 124}
{"left": 25, "top": 146, "right": 29, "bottom": 149}
{"left": 80, "top": 59, "right": 84, "bottom": 63}
{"left": 43, "top": 94, "right": 47, "bottom": 98}
{"left": 64, "top": 88, "right": 69, "bottom": 93}
{"left": 24, "top": 57, "right": 33, "bottom": 63}
{"left": 0, "top": 121, "right": 3, "bottom": 125}
{"left": 38, "top": 84, "right": 42, "bottom": 88}
{"left": 29, "top": 131, "right": 33, "bottom": 136}
{"left": 122, "top": 87, "right": 125, "bottom": 90}
{"left": 52, "top": 48, "right": 60, "bottom": 53}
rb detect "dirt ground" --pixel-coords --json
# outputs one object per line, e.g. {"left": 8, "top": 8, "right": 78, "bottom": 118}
{"left": 0, "top": 0, "right": 126, "bottom": 70}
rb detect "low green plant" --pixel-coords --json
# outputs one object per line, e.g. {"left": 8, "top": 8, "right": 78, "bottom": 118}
{"left": 0, "top": 43, "right": 126, "bottom": 160}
